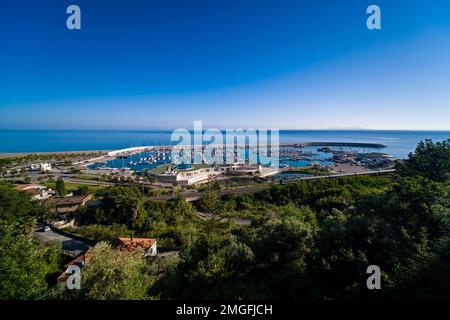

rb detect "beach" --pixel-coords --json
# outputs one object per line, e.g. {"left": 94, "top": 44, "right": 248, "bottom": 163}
{"left": 1, "top": 130, "right": 450, "bottom": 159}
{"left": 0, "top": 150, "right": 110, "bottom": 159}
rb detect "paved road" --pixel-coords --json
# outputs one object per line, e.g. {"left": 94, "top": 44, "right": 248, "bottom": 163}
{"left": 63, "top": 177, "right": 114, "bottom": 186}
{"left": 149, "top": 169, "right": 396, "bottom": 202}
{"left": 26, "top": 170, "right": 115, "bottom": 186}
{"left": 280, "top": 169, "right": 396, "bottom": 183}
{"left": 33, "top": 228, "right": 91, "bottom": 257}
{"left": 196, "top": 211, "right": 252, "bottom": 226}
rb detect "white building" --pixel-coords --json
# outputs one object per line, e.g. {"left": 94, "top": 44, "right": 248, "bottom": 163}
{"left": 30, "top": 163, "right": 52, "bottom": 172}
{"left": 156, "top": 165, "right": 220, "bottom": 185}
{"left": 15, "top": 184, "right": 52, "bottom": 200}
{"left": 153, "top": 163, "right": 279, "bottom": 185}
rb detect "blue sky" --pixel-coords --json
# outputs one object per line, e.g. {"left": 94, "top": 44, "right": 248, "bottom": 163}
{"left": 1, "top": 0, "right": 450, "bottom": 130}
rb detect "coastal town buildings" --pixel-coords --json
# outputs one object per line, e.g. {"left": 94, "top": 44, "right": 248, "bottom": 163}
{"left": 14, "top": 184, "right": 52, "bottom": 200}
{"left": 53, "top": 194, "right": 93, "bottom": 213}
{"left": 113, "top": 236, "right": 158, "bottom": 257}
{"left": 152, "top": 163, "right": 279, "bottom": 185}
{"left": 57, "top": 236, "right": 158, "bottom": 286}
{"left": 29, "top": 163, "right": 51, "bottom": 172}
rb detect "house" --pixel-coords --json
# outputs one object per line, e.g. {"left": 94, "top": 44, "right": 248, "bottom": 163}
{"left": 57, "top": 249, "right": 93, "bottom": 286}
{"left": 14, "top": 184, "right": 52, "bottom": 200}
{"left": 113, "top": 236, "right": 157, "bottom": 257}
{"left": 53, "top": 213, "right": 76, "bottom": 229}
{"left": 53, "top": 194, "right": 92, "bottom": 213}
{"left": 57, "top": 236, "right": 158, "bottom": 288}
{"left": 29, "top": 163, "right": 51, "bottom": 172}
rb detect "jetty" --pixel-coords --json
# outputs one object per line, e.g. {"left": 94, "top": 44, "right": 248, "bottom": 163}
{"left": 75, "top": 141, "right": 387, "bottom": 167}
{"left": 282, "top": 142, "right": 386, "bottom": 148}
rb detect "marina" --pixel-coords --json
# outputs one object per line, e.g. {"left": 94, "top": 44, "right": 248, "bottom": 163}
{"left": 81, "top": 142, "right": 396, "bottom": 183}
{"left": 2, "top": 130, "right": 450, "bottom": 160}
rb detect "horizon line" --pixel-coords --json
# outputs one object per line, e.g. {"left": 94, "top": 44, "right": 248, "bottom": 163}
{"left": 2, "top": 128, "right": 450, "bottom": 132}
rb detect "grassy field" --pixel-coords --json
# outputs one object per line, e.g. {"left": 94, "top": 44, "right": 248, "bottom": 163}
{"left": 45, "top": 181, "right": 108, "bottom": 194}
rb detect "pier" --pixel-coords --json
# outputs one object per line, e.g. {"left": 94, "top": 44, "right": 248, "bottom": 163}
{"left": 76, "top": 141, "right": 387, "bottom": 168}
{"left": 282, "top": 142, "right": 386, "bottom": 148}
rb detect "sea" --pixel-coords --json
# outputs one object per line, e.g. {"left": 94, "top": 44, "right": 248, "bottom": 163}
{"left": 1, "top": 130, "right": 450, "bottom": 160}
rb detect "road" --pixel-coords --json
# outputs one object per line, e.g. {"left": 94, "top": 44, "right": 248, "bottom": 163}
{"left": 33, "top": 227, "right": 91, "bottom": 257}
{"left": 149, "top": 169, "right": 396, "bottom": 202}
{"left": 196, "top": 211, "right": 252, "bottom": 226}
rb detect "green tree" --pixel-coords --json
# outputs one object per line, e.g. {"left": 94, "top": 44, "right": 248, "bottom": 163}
{"left": 55, "top": 177, "right": 66, "bottom": 196}
{"left": 101, "top": 186, "right": 146, "bottom": 226}
{"left": 396, "top": 139, "right": 450, "bottom": 182}
{"left": 77, "top": 185, "right": 90, "bottom": 195}
{"left": 0, "top": 228, "right": 60, "bottom": 299}
{"left": 69, "top": 167, "right": 81, "bottom": 175}
{"left": 78, "top": 242, "right": 152, "bottom": 300}
{"left": 0, "top": 183, "right": 37, "bottom": 232}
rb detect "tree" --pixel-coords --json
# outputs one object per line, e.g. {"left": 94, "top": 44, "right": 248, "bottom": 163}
{"left": 69, "top": 167, "right": 81, "bottom": 175}
{"left": 0, "top": 186, "right": 61, "bottom": 300}
{"left": 167, "top": 232, "right": 255, "bottom": 299}
{"left": 0, "top": 225, "right": 60, "bottom": 299}
{"left": 256, "top": 218, "right": 314, "bottom": 266}
{"left": 396, "top": 139, "right": 450, "bottom": 182}
{"left": 77, "top": 242, "right": 152, "bottom": 300}
{"left": 77, "top": 185, "right": 89, "bottom": 195}
{"left": 101, "top": 186, "right": 146, "bottom": 226}
{"left": 55, "top": 177, "right": 66, "bottom": 196}
{"left": 0, "top": 182, "right": 37, "bottom": 232}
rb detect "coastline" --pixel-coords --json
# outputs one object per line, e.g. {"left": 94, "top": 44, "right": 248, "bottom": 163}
{"left": 2, "top": 130, "right": 450, "bottom": 159}
{"left": 0, "top": 150, "right": 111, "bottom": 159}
{"left": 0, "top": 141, "right": 386, "bottom": 159}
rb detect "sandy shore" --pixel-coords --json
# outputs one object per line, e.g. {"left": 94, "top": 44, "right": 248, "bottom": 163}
{"left": 329, "top": 163, "right": 375, "bottom": 174}
{"left": 0, "top": 150, "right": 111, "bottom": 159}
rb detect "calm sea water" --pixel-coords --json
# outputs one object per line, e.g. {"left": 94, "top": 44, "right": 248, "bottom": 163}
{"left": 1, "top": 130, "right": 450, "bottom": 159}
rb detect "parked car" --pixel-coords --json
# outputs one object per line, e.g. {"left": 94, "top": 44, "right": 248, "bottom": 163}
{"left": 38, "top": 225, "right": 51, "bottom": 232}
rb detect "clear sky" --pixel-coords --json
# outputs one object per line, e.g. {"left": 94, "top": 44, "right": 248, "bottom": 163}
{"left": 1, "top": 0, "right": 450, "bottom": 130}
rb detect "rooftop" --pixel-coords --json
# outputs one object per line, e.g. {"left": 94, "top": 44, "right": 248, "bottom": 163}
{"left": 14, "top": 184, "right": 46, "bottom": 191}
{"left": 114, "top": 237, "right": 157, "bottom": 254}
{"left": 149, "top": 163, "right": 211, "bottom": 175}
{"left": 53, "top": 194, "right": 92, "bottom": 206}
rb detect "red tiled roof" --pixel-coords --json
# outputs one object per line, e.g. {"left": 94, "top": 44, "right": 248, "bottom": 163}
{"left": 64, "top": 249, "right": 93, "bottom": 268}
{"left": 57, "top": 249, "right": 93, "bottom": 283}
{"left": 114, "top": 237, "right": 156, "bottom": 253}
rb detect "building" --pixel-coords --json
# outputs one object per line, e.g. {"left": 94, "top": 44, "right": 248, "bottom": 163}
{"left": 151, "top": 163, "right": 278, "bottom": 185}
{"left": 14, "top": 184, "right": 52, "bottom": 200}
{"left": 53, "top": 194, "right": 92, "bottom": 213}
{"left": 57, "top": 236, "right": 158, "bottom": 287}
{"left": 57, "top": 249, "right": 92, "bottom": 286}
{"left": 175, "top": 166, "right": 221, "bottom": 185}
{"left": 29, "top": 163, "right": 52, "bottom": 172}
{"left": 154, "top": 164, "right": 219, "bottom": 185}
{"left": 113, "top": 236, "right": 157, "bottom": 257}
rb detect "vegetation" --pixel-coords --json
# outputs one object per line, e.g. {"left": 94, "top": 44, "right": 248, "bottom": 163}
{"left": 77, "top": 242, "right": 152, "bottom": 300}
{"left": 45, "top": 181, "right": 107, "bottom": 195}
{"left": 0, "top": 183, "right": 61, "bottom": 299}
{"left": 55, "top": 177, "right": 66, "bottom": 196}
{"left": 1, "top": 140, "right": 450, "bottom": 299}
{"left": 0, "top": 226, "right": 61, "bottom": 299}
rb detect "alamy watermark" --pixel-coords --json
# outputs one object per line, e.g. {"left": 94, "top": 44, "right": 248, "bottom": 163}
{"left": 366, "top": 265, "right": 381, "bottom": 290}
{"left": 170, "top": 121, "right": 279, "bottom": 168}
{"left": 367, "top": 5, "right": 381, "bottom": 30}
{"left": 66, "top": 4, "right": 382, "bottom": 31}
{"left": 66, "top": 265, "right": 81, "bottom": 290}
{"left": 66, "top": 5, "right": 81, "bottom": 30}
